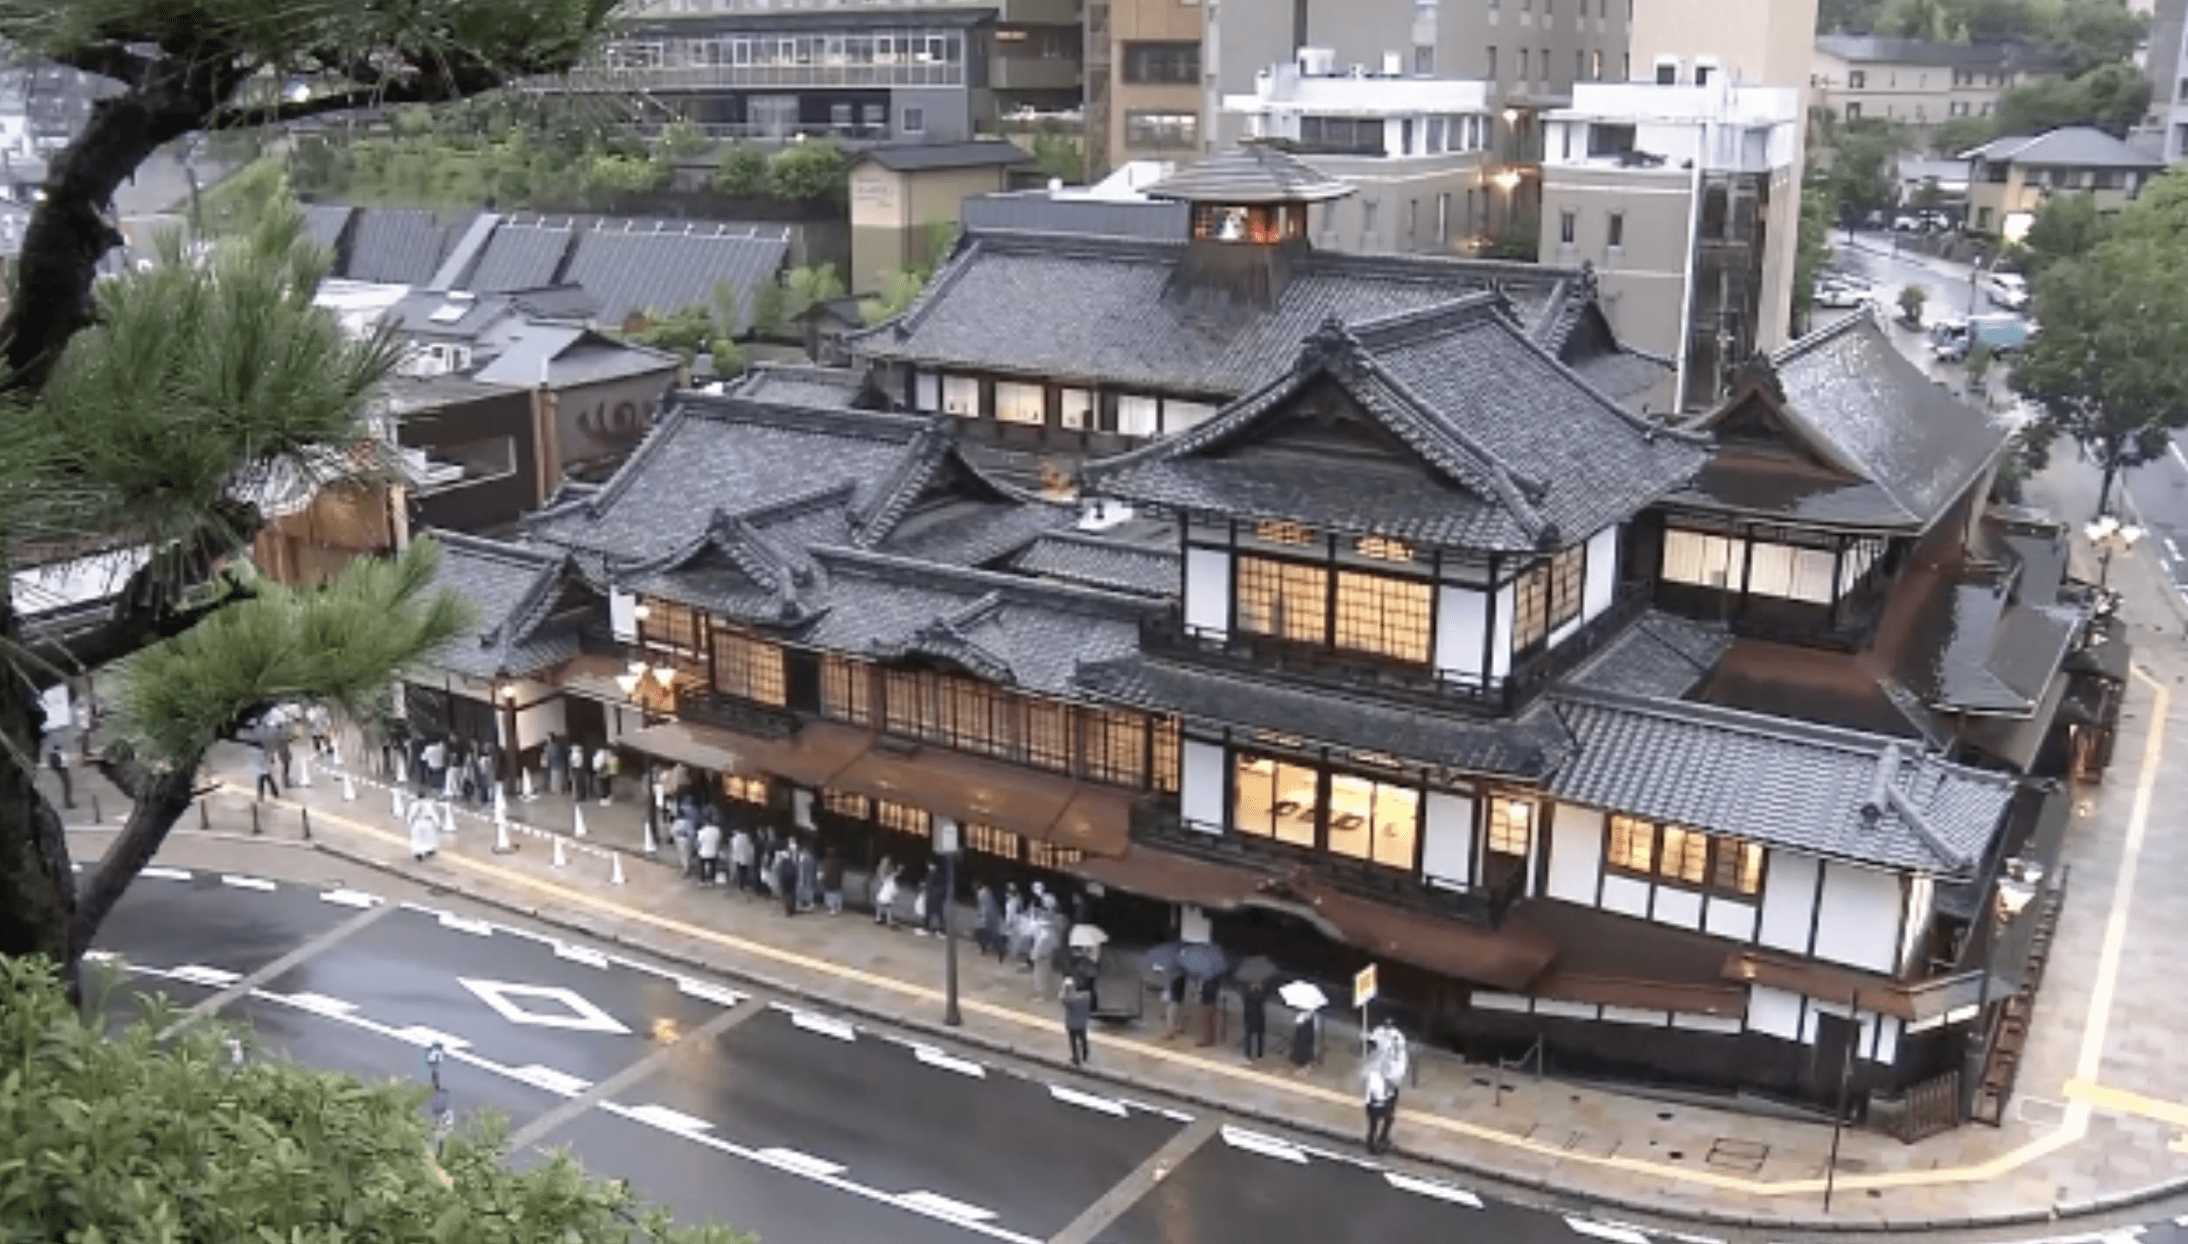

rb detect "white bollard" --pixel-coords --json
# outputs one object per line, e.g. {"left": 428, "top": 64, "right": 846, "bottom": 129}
{"left": 341, "top": 772, "right": 357, "bottom": 802}
{"left": 493, "top": 785, "right": 508, "bottom": 823}
{"left": 438, "top": 800, "right": 457, "bottom": 836}
{"left": 521, "top": 769, "right": 537, "bottom": 802}
{"left": 572, "top": 806, "right": 589, "bottom": 839}
{"left": 610, "top": 853, "right": 625, "bottom": 886}
{"left": 391, "top": 787, "right": 407, "bottom": 820}
{"left": 443, "top": 767, "right": 459, "bottom": 799}
{"left": 293, "top": 754, "right": 314, "bottom": 788}
{"left": 642, "top": 817, "right": 658, "bottom": 856}
{"left": 394, "top": 754, "right": 408, "bottom": 786}
{"left": 552, "top": 836, "right": 568, "bottom": 868}
{"left": 494, "top": 818, "right": 514, "bottom": 854}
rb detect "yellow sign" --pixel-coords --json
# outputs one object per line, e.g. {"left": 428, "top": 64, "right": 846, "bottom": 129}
{"left": 1353, "top": 964, "right": 1378, "bottom": 1010}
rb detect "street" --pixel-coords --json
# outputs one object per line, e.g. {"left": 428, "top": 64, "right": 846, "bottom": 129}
{"left": 89, "top": 863, "right": 1613, "bottom": 1244}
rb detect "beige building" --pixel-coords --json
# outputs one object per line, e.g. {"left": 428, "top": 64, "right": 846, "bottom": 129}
{"left": 1811, "top": 35, "right": 2068, "bottom": 138}
{"left": 1634, "top": 0, "right": 1816, "bottom": 87}
{"left": 847, "top": 142, "right": 1031, "bottom": 294}
{"left": 1963, "top": 127, "right": 2165, "bottom": 235}
{"left": 1094, "top": 0, "right": 1206, "bottom": 172}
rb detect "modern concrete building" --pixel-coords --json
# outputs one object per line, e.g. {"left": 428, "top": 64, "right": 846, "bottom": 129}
{"left": 2144, "top": 0, "right": 2188, "bottom": 161}
{"left": 1811, "top": 35, "right": 2067, "bottom": 138}
{"left": 1963, "top": 127, "right": 2165, "bottom": 236}
{"left": 1539, "top": 81, "right": 1803, "bottom": 412}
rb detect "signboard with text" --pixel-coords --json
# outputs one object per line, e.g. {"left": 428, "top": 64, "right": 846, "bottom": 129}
{"left": 1354, "top": 963, "right": 1379, "bottom": 1010}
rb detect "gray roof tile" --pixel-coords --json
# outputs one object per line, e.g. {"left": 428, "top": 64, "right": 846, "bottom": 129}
{"left": 731, "top": 363, "right": 883, "bottom": 410}
{"left": 301, "top": 204, "right": 355, "bottom": 257}
{"left": 857, "top": 141, "right": 1032, "bottom": 173}
{"left": 1145, "top": 144, "right": 1355, "bottom": 204}
{"left": 345, "top": 208, "right": 463, "bottom": 285}
{"left": 846, "top": 230, "right": 1607, "bottom": 398}
{"left": 421, "top": 532, "right": 577, "bottom": 679}
{"left": 1012, "top": 532, "right": 1180, "bottom": 597}
{"left": 1969, "top": 127, "right": 2163, "bottom": 170}
{"left": 562, "top": 221, "right": 790, "bottom": 328}
{"left": 1548, "top": 690, "right": 2015, "bottom": 873}
{"left": 466, "top": 219, "right": 575, "bottom": 292}
{"left": 1564, "top": 612, "right": 1732, "bottom": 700}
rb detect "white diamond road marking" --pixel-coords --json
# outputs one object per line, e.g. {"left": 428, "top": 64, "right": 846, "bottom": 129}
{"left": 914, "top": 1045, "right": 987, "bottom": 1078}
{"left": 1383, "top": 1171, "right": 1483, "bottom": 1208}
{"left": 319, "top": 889, "right": 381, "bottom": 909}
{"left": 676, "top": 977, "right": 743, "bottom": 1008}
{"left": 167, "top": 965, "right": 242, "bottom": 987}
{"left": 895, "top": 1191, "right": 996, "bottom": 1223}
{"left": 140, "top": 867, "right": 192, "bottom": 882}
{"left": 1219, "top": 1125, "right": 1308, "bottom": 1164}
{"left": 437, "top": 912, "right": 494, "bottom": 937}
{"left": 623, "top": 1104, "right": 713, "bottom": 1133}
{"left": 553, "top": 943, "right": 610, "bottom": 969}
{"left": 458, "top": 977, "right": 631, "bottom": 1035}
{"left": 758, "top": 1147, "right": 845, "bottom": 1177}
{"left": 510, "top": 1065, "right": 593, "bottom": 1096}
{"left": 1566, "top": 1219, "right": 1651, "bottom": 1244}
{"left": 789, "top": 1010, "right": 857, "bottom": 1041}
{"left": 389, "top": 1025, "right": 471, "bottom": 1051}
{"left": 219, "top": 874, "right": 276, "bottom": 892}
{"left": 1049, "top": 1085, "right": 1128, "bottom": 1117}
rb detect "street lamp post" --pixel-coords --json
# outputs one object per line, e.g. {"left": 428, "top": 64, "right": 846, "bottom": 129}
{"left": 494, "top": 682, "right": 519, "bottom": 793}
{"left": 934, "top": 815, "right": 963, "bottom": 1027}
{"left": 2085, "top": 514, "right": 2144, "bottom": 592}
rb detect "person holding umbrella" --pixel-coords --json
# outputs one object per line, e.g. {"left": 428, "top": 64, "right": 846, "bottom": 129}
{"left": 1240, "top": 981, "right": 1269, "bottom": 1060}
{"left": 1280, "top": 980, "right": 1329, "bottom": 1072}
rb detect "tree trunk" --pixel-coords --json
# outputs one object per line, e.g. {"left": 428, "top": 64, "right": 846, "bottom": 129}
{"left": 2097, "top": 460, "right": 2120, "bottom": 519}
{"left": 0, "top": 601, "right": 81, "bottom": 985}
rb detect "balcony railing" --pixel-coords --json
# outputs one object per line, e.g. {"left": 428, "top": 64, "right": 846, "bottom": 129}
{"left": 674, "top": 687, "right": 799, "bottom": 739}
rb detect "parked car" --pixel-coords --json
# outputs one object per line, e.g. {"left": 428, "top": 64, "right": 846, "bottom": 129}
{"left": 1928, "top": 314, "right": 2031, "bottom": 362}
{"left": 1814, "top": 279, "right": 1871, "bottom": 309}
{"left": 1985, "top": 272, "right": 2030, "bottom": 312}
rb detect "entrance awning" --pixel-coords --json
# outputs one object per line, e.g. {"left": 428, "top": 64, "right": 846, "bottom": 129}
{"left": 1073, "top": 845, "right": 1278, "bottom": 911}
{"left": 1724, "top": 949, "right": 1986, "bottom": 1022}
{"left": 828, "top": 743, "right": 1132, "bottom": 857}
{"left": 619, "top": 719, "right": 872, "bottom": 789}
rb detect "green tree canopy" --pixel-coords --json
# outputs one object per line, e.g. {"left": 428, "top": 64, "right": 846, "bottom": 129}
{"left": 766, "top": 141, "right": 850, "bottom": 201}
{"left": 2013, "top": 172, "right": 2188, "bottom": 514}
{"left": 2016, "top": 189, "right": 2107, "bottom": 277}
{"left": 1929, "top": 112, "right": 1997, "bottom": 157}
{"left": 1993, "top": 62, "right": 2152, "bottom": 137}
{"left": 1, "top": 957, "right": 750, "bottom": 1242}
{"left": 712, "top": 142, "right": 770, "bottom": 197}
{"left": 1821, "top": 115, "right": 1911, "bottom": 218}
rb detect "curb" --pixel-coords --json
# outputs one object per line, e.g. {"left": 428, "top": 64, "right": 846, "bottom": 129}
{"left": 286, "top": 834, "right": 2188, "bottom": 1236}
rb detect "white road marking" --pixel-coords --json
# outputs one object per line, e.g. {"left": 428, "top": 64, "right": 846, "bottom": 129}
{"left": 1117, "top": 1097, "right": 1195, "bottom": 1122}
{"left": 2166, "top": 538, "right": 2182, "bottom": 562}
{"left": 2170, "top": 440, "right": 2188, "bottom": 474}
{"left": 219, "top": 874, "right": 276, "bottom": 892}
{"left": 270, "top": 992, "right": 359, "bottom": 1017}
{"left": 319, "top": 889, "right": 381, "bottom": 909}
{"left": 457, "top": 978, "right": 631, "bottom": 1035}
{"left": 758, "top": 1147, "right": 845, "bottom": 1177}
{"left": 1383, "top": 1171, "right": 1484, "bottom": 1208}
{"left": 509, "top": 1065, "right": 593, "bottom": 1096}
{"left": 895, "top": 1191, "right": 997, "bottom": 1222}
{"left": 553, "top": 942, "right": 610, "bottom": 969}
{"left": 595, "top": 1103, "right": 1043, "bottom": 1244}
{"left": 167, "top": 965, "right": 243, "bottom": 987}
{"left": 674, "top": 977, "right": 743, "bottom": 1008}
{"left": 1670, "top": 1233, "right": 1727, "bottom": 1244}
{"left": 913, "top": 1045, "right": 987, "bottom": 1078}
{"left": 388, "top": 1025, "right": 472, "bottom": 1051}
{"left": 437, "top": 912, "right": 493, "bottom": 937}
{"left": 2175, "top": 1216, "right": 2188, "bottom": 1228}
{"left": 1219, "top": 1125, "right": 1308, "bottom": 1164}
{"left": 1566, "top": 1218, "right": 1651, "bottom": 1244}
{"left": 140, "top": 867, "right": 192, "bottom": 882}
{"left": 788, "top": 1010, "right": 858, "bottom": 1041}
{"left": 622, "top": 1103, "right": 713, "bottom": 1133}
{"left": 1049, "top": 1085, "right": 1129, "bottom": 1117}
{"left": 82, "top": 950, "right": 117, "bottom": 964}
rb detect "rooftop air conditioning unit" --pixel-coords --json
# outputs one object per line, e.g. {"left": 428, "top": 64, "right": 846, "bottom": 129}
{"left": 1347, "top": 64, "right": 1367, "bottom": 79}
{"left": 1077, "top": 499, "right": 1136, "bottom": 533}
{"left": 1297, "top": 46, "right": 1336, "bottom": 76}
{"left": 1382, "top": 51, "right": 1402, "bottom": 76}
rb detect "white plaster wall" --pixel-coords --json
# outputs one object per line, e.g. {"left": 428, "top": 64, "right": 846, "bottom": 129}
{"left": 1423, "top": 792, "right": 1477, "bottom": 889}
{"left": 1653, "top": 886, "right": 1703, "bottom": 930}
{"left": 1180, "top": 739, "right": 1226, "bottom": 834}
{"left": 1601, "top": 873, "right": 1651, "bottom": 918}
{"left": 1704, "top": 897, "right": 1759, "bottom": 942}
{"left": 1814, "top": 861, "right": 1902, "bottom": 974}
{"left": 1582, "top": 524, "right": 1620, "bottom": 620}
{"left": 610, "top": 590, "right": 639, "bottom": 643}
{"left": 1436, "top": 584, "right": 1488, "bottom": 679}
{"left": 1184, "top": 548, "right": 1231, "bottom": 638}
{"left": 1747, "top": 985, "right": 1803, "bottom": 1040}
{"left": 1489, "top": 580, "right": 1516, "bottom": 678}
{"left": 1872, "top": 1015, "right": 1902, "bottom": 1065}
{"left": 1545, "top": 804, "right": 1604, "bottom": 902}
{"left": 1602, "top": 1006, "right": 1672, "bottom": 1027}
{"left": 1898, "top": 873, "right": 1936, "bottom": 975}
{"left": 1757, "top": 851, "right": 1820, "bottom": 954}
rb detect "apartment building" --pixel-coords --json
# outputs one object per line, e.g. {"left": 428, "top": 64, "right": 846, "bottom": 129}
{"left": 1097, "top": 0, "right": 1206, "bottom": 169}
{"left": 1811, "top": 35, "right": 2067, "bottom": 137}
{"left": 1964, "top": 127, "right": 2163, "bottom": 234}
{"left": 2145, "top": 0, "right": 2188, "bottom": 161}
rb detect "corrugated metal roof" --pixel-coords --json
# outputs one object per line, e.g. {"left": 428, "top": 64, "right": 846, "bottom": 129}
{"left": 858, "top": 141, "right": 1032, "bottom": 172}
{"left": 301, "top": 204, "right": 355, "bottom": 257}
{"left": 467, "top": 219, "right": 576, "bottom": 292}
{"left": 345, "top": 208, "right": 460, "bottom": 285}
{"left": 428, "top": 212, "right": 502, "bottom": 291}
{"left": 562, "top": 221, "right": 790, "bottom": 329}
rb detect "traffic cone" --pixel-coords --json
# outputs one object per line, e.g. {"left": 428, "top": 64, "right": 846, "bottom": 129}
{"left": 552, "top": 836, "right": 568, "bottom": 868}
{"left": 494, "top": 818, "right": 514, "bottom": 854}
{"left": 443, "top": 767, "right": 459, "bottom": 799}
{"left": 391, "top": 787, "right": 407, "bottom": 820}
{"left": 610, "top": 853, "right": 625, "bottom": 886}
{"left": 341, "top": 772, "right": 356, "bottom": 802}
{"left": 642, "top": 817, "right": 658, "bottom": 856}
{"left": 521, "top": 769, "right": 537, "bottom": 802}
{"left": 438, "top": 800, "right": 456, "bottom": 835}
{"left": 294, "top": 754, "right": 314, "bottom": 788}
{"left": 394, "top": 755, "right": 408, "bottom": 786}
{"left": 572, "top": 806, "right": 589, "bottom": 839}
{"left": 493, "top": 785, "right": 507, "bottom": 823}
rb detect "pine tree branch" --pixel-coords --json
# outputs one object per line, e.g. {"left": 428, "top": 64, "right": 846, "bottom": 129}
{"left": 48, "top": 43, "right": 158, "bottom": 89}
{"left": 23, "top": 579, "right": 254, "bottom": 693}
{"left": 72, "top": 756, "right": 200, "bottom": 951}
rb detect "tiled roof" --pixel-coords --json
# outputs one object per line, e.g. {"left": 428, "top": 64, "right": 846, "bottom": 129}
{"left": 1814, "top": 34, "right": 2067, "bottom": 71}
{"left": 301, "top": 204, "right": 355, "bottom": 257}
{"left": 345, "top": 208, "right": 461, "bottom": 285}
{"left": 857, "top": 141, "right": 1032, "bottom": 173}
{"left": 465, "top": 218, "right": 575, "bottom": 292}
{"left": 421, "top": 532, "right": 580, "bottom": 680}
{"left": 731, "top": 363, "right": 882, "bottom": 410}
{"left": 845, "top": 229, "right": 1603, "bottom": 397}
{"left": 562, "top": 221, "right": 790, "bottom": 328}
{"left": 382, "top": 290, "right": 516, "bottom": 340}
{"left": 1077, "top": 656, "right": 1571, "bottom": 780}
{"left": 1688, "top": 311, "right": 2005, "bottom": 531}
{"left": 961, "top": 191, "right": 1191, "bottom": 242}
{"left": 873, "top": 495, "right": 1072, "bottom": 567}
{"left": 469, "top": 325, "right": 679, "bottom": 389}
{"left": 1083, "top": 304, "right": 1709, "bottom": 551}
{"left": 1012, "top": 532, "right": 1179, "bottom": 597}
{"left": 1886, "top": 564, "right": 2084, "bottom": 716}
{"left": 1144, "top": 144, "right": 1354, "bottom": 204}
{"left": 1967, "top": 127, "right": 2164, "bottom": 170}
{"left": 1563, "top": 612, "right": 1731, "bottom": 700}
{"left": 1548, "top": 690, "right": 2015, "bottom": 874}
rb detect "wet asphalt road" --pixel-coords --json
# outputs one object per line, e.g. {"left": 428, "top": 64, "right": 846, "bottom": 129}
{"left": 83, "top": 863, "right": 2188, "bottom": 1244}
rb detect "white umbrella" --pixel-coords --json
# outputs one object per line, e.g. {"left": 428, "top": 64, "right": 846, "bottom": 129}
{"left": 1068, "top": 924, "right": 1109, "bottom": 950}
{"left": 1278, "top": 980, "right": 1329, "bottom": 1012}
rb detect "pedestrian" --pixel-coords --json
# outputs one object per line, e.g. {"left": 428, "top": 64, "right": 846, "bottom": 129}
{"left": 307, "top": 705, "right": 332, "bottom": 757}
{"left": 1289, "top": 1008, "right": 1319, "bottom": 1072}
{"left": 1001, "top": 885, "right": 1025, "bottom": 962}
{"left": 421, "top": 737, "right": 446, "bottom": 796}
{"left": 671, "top": 807, "right": 695, "bottom": 876}
{"left": 974, "top": 883, "right": 1000, "bottom": 957}
{"left": 1241, "top": 982, "right": 1268, "bottom": 1061}
{"left": 1029, "top": 910, "right": 1060, "bottom": 1002}
{"left": 874, "top": 857, "right": 901, "bottom": 927}
{"left": 569, "top": 740, "right": 590, "bottom": 801}
{"left": 1162, "top": 973, "right": 1186, "bottom": 1039}
{"left": 275, "top": 735, "right": 295, "bottom": 786}
{"left": 922, "top": 867, "right": 947, "bottom": 936}
{"left": 45, "top": 743, "right": 73, "bottom": 810}
{"left": 728, "top": 823, "right": 754, "bottom": 893}
{"left": 695, "top": 817, "right": 722, "bottom": 885}
{"left": 820, "top": 848, "right": 845, "bottom": 914}
{"left": 1061, "top": 974, "right": 1093, "bottom": 1067}
{"left": 253, "top": 745, "right": 280, "bottom": 801}
{"left": 1196, "top": 975, "right": 1220, "bottom": 1047}
{"left": 774, "top": 847, "right": 798, "bottom": 917}
{"left": 592, "top": 745, "right": 615, "bottom": 805}
{"left": 1371, "top": 1018, "right": 1410, "bottom": 1087}
{"left": 797, "top": 841, "right": 819, "bottom": 912}
{"left": 1363, "top": 1068, "right": 1397, "bottom": 1154}
{"left": 406, "top": 794, "right": 441, "bottom": 861}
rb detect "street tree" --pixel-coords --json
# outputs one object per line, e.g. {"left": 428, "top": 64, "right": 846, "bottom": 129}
{"left": 1821, "top": 115, "right": 1909, "bottom": 220}
{"left": 1929, "top": 112, "right": 1995, "bottom": 156}
{"left": 2011, "top": 229, "right": 2188, "bottom": 515}
{"left": 1993, "top": 63, "right": 2151, "bottom": 138}
{"left": 2016, "top": 189, "right": 2107, "bottom": 277}
{"left": 0, "top": 0, "right": 622, "bottom": 986}
{"left": 5, "top": 957, "right": 752, "bottom": 1242}
{"left": 766, "top": 141, "right": 850, "bottom": 201}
